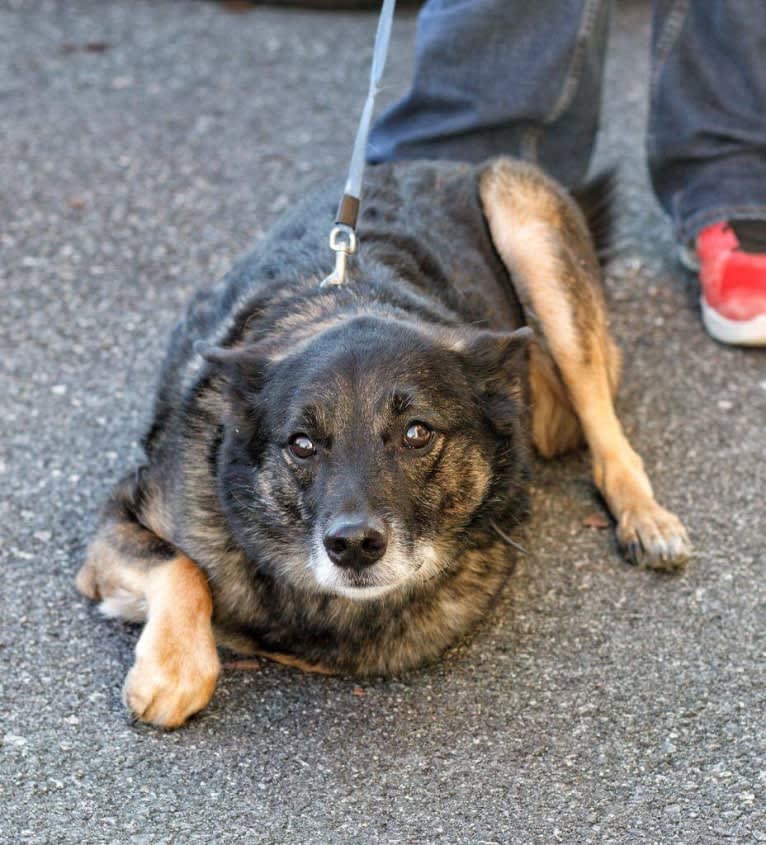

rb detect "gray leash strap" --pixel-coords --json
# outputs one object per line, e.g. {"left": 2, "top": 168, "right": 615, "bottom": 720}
{"left": 321, "top": 0, "right": 396, "bottom": 288}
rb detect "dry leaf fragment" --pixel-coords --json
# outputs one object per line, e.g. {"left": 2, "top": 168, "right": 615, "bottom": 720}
{"left": 221, "top": 0, "right": 253, "bottom": 12}
{"left": 60, "top": 41, "right": 110, "bottom": 55}
{"left": 582, "top": 511, "right": 610, "bottom": 530}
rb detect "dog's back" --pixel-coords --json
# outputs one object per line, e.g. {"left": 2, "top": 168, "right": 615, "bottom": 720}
{"left": 148, "top": 161, "right": 525, "bottom": 450}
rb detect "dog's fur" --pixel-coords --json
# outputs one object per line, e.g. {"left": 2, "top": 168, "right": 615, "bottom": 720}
{"left": 77, "top": 158, "right": 690, "bottom": 728}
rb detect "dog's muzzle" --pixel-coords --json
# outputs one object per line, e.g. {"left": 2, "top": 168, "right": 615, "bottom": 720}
{"left": 323, "top": 513, "right": 389, "bottom": 571}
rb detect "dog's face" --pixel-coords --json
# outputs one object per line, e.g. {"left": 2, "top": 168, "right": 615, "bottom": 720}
{"left": 206, "top": 316, "right": 530, "bottom": 600}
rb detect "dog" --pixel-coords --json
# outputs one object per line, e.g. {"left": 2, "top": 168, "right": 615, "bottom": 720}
{"left": 76, "top": 158, "right": 690, "bottom": 728}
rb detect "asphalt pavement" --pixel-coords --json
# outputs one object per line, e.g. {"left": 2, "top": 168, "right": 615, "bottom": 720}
{"left": 1, "top": 1, "right": 764, "bottom": 842}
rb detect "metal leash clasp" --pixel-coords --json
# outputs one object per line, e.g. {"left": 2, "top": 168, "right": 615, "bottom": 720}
{"left": 320, "top": 223, "right": 358, "bottom": 287}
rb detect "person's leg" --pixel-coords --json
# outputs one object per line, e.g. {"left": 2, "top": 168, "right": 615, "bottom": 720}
{"left": 368, "top": 0, "right": 611, "bottom": 186}
{"left": 648, "top": 0, "right": 766, "bottom": 344}
{"left": 648, "top": 0, "right": 766, "bottom": 243}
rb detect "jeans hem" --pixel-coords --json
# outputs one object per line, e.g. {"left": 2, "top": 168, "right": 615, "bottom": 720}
{"left": 678, "top": 205, "right": 766, "bottom": 244}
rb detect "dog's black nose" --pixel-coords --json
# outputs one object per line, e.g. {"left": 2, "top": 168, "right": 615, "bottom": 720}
{"left": 323, "top": 516, "right": 388, "bottom": 570}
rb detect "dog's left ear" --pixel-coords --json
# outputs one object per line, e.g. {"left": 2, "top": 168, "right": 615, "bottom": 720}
{"left": 459, "top": 326, "right": 532, "bottom": 391}
{"left": 458, "top": 326, "right": 533, "bottom": 434}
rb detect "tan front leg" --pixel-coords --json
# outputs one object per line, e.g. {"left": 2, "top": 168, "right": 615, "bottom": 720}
{"left": 122, "top": 556, "right": 220, "bottom": 729}
{"left": 558, "top": 347, "right": 690, "bottom": 568}
{"left": 480, "top": 158, "right": 690, "bottom": 569}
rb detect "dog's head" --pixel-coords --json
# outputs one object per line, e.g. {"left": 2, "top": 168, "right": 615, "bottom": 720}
{"left": 203, "top": 315, "right": 530, "bottom": 600}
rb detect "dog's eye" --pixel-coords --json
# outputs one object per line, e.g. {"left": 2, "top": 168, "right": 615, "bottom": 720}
{"left": 288, "top": 433, "right": 316, "bottom": 459}
{"left": 403, "top": 422, "right": 433, "bottom": 449}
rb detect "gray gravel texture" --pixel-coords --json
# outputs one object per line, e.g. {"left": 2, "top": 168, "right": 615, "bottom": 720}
{"left": 1, "top": 1, "right": 764, "bottom": 843}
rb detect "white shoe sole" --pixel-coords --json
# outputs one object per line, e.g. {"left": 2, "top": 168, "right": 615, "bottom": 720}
{"left": 701, "top": 297, "right": 766, "bottom": 346}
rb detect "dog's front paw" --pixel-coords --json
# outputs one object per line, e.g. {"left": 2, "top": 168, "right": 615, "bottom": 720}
{"left": 123, "top": 619, "right": 220, "bottom": 729}
{"left": 617, "top": 503, "right": 691, "bottom": 570}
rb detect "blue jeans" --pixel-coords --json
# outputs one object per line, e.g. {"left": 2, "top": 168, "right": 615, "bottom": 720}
{"left": 368, "top": 0, "right": 766, "bottom": 243}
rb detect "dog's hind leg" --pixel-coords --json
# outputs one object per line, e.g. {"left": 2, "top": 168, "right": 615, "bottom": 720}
{"left": 76, "top": 473, "right": 220, "bottom": 728}
{"left": 480, "top": 158, "right": 690, "bottom": 569}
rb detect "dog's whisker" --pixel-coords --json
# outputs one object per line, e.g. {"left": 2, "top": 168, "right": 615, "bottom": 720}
{"left": 489, "top": 520, "right": 528, "bottom": 555}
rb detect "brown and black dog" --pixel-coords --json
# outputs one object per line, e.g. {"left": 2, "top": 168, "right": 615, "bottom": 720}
{"left": 77, "top": 158, "right": 690, "bottom": 728}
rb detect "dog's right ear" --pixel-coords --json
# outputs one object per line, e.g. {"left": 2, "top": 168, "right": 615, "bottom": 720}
{"left": 197, "top": 342, "right": 269, "bottom": 459}
{"left": 195, "top": 341, "right": 267, "bottom": 401}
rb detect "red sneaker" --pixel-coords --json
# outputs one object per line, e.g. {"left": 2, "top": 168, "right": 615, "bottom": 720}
{"left": 693, "top": 220, "right": 766, "bottom": 345}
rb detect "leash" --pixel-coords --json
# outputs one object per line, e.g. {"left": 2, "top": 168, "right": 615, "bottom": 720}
{"left": 321, "top": 0, "right": 397, "bottom": 287}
